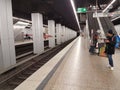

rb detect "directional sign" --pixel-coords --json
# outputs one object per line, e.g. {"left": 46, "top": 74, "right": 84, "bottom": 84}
{"left": 77, "top": 8, "right": 87, "bottom": 13}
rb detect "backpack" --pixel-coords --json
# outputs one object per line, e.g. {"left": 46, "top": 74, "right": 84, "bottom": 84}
{"left": 114, "top": 35, "right": 120, "bottom": 48}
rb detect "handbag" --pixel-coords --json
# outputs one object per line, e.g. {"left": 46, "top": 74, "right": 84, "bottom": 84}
{"left": 99, "top": 46, "right": 107, "bottom": 57}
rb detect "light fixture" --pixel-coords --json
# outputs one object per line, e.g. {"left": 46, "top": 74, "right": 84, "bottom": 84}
{"left": 16, "top": 21, "right": 29, "bottom": 26}
{"left": 13, "top": 25, "right": 25, "bottom": 29}
{"left": 111, "top": 15, "right": 120, "bottom": 21}
{"left": 13, "top": 17, "right": 31, "bottom": 23}
{"left": 14, "top": 21, "right": 29, "bottom": 29}
{"left": 70, "top": 0, "right": 81, "bottom": 30}
{"left": 103, "top": 0, "right": 116, "bottom": 13}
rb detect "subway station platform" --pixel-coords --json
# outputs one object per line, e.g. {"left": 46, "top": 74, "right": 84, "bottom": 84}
{"left": 15, "top": 37, "right": 120, "bottom": 90}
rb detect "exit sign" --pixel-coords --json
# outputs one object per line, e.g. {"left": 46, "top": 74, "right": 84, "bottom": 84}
{"left": 77, "top": 8, "right": 87, "bottom": 13}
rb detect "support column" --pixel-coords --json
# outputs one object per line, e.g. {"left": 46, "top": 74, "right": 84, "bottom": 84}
{"left": 48, "top": 20, "right": 55, "bottom": 48}
{"left": 56, "top": 24, "right": 59, "bottom": 45}
{"left": 66, "top": 27, "right": 69, "bottom": 41}
{"left": 65, "top": 27, "right": 67, "bottom": 41}
{"left": 69, "top": 29, "right": 71, "bottom": 39}
{"left": 69, "top": 29, "right": 71, "bottom": 40}
{"left": 32, "top": 13, "right": 44, "bottom": 54}
{"left": 68, "top": 28, "right": 69, "bottom": 40}
{"left": 0, "top": 0, "right": 16, "bottom": 68}
{"left": 56, "top": 24, "right": 61, "bottom": 45}
{"left": 62, "top": 26, "right": 65, "bottom": 42}
{"left": 59, "top": 24, "right": 62, "bottom": 44}
{"left": 61, "top": 26, "right": 64, "bottom": 43}
{"left": 67, "top": 28, "right": 70, "bottom": 40}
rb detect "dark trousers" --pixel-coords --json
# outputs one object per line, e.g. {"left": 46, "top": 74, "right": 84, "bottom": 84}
{"left": 107, "top": 54, "right": 114, "bottom": 67}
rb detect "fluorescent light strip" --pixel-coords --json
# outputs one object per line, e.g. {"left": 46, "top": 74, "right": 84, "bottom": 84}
{"left": 103, "top": 0, "right": 116, "bottom": 13}
{"left": 13, "top": 25, "right": 26, "bottom": 29}
{"left": 16, "top": 21, "right": 29, "bottom": 26}
{"left": 13, "top": 17, "right": 31, "bottom": 23}
{"left": 70, "top": 0, "right": 81, "bottom": 30}
{"left": 111, "top": 15, "right": 120, "bottom": 21}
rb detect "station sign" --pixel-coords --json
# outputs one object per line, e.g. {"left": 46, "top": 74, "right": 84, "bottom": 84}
{"left": 77, "top": 8, "right": 87, "bottom": 13}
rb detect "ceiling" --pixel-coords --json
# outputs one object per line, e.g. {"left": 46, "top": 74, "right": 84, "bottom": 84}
{"left": 76, "top": 0, "right": 111, "bottom": 7}
{"left": 12, "top": 0, "right": 116, "bottom": 31}
{"left": 109, "top": 0, "right": 120, "bottom": 12}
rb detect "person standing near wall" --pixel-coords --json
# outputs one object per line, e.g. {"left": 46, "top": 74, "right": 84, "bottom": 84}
{"left": 105, "top": 30, "right": 116, "bottom": 70}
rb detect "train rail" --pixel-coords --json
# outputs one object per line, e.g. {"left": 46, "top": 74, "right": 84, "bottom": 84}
{"left": 15, "top": 40, "right": 49, "bottom": 56}
{"left": 0, "top": 38, "right": 75, "bottom": 90}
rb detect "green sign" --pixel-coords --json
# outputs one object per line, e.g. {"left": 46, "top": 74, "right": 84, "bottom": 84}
{"left": 77, "top": 8, "right": 87, "bottom": 13}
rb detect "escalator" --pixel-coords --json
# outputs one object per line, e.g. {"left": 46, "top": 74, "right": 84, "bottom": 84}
{"left": 99, "top": 17, "right": 117, "bottom": 36}
{"left": 99, "top": 17, "right": 108, "bottom": 35}
{"left": 87, "top": 12, "right": 100, "bottom": 37}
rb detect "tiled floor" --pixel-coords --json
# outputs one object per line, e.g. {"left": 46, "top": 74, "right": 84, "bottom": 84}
{"left": 44, "top": 37, "right": 120, "bottom": 90}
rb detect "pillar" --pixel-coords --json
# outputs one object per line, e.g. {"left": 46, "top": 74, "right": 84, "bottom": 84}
{"left": 56, "top": 24, "right": 59, "bottom": 45}
{"left": 62, "top": 26, "right": 66, "bottom": 42}
{"left": 59, "top": 24, "right": 62, "bottom": 44}
{"left": 56, "top": 24, "right": 62, "bottom": 45}
{"left": 48, "top": 20, "right": 55, "bottom": 48}
{"left": 0, "top": 0, "right": 16, "bottom": 68}
{"left": 32, "top": 13, "right": 44, "bottom": 54}
{"left": 61, "top": 26, "right": 64, "bottom": 43}
{"left": 66, "top": 27, "right": 69, "bottom": 41}
{"left": 65, "top": 27, "right": 67, "bottom": 41}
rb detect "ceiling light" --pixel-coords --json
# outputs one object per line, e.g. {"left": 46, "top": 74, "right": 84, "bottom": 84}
{"left": 103, "top": 0, "right": 116, "bottom": 13}
{"left": 14, "top": 21, "right": 29, "bottom": 29}
{"left": 111, "top": 15, "right": 120, "bottom": 21}
{"left": 70, "top": 0, "right": 81, "bottom": 30}
{"left": 13, "top": 17, "right": 31, "bottom": 23}
{"left": 13, "top": 25, "right": 26, "bottom": 29}
{"left": 16, "top": 21, "right": 29, "bottom": 26}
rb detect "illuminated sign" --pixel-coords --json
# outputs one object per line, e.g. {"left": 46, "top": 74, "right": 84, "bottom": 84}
{"left": 77, "top": 8, "right": 87, "bottom": 13}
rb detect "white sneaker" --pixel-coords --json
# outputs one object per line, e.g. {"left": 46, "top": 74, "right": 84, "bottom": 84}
{"left": 110, "top": 67, "right": 114, "bottom": 70}
{"left": 107, "top": 65, "right": 111, "bottom": 68}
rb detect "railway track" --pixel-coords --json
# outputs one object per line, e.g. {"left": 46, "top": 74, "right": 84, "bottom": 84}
{"left": 0, "top": 38, "right": 75, "bottom": 90}
{"left": 15, "top": 40, "right": 49, "bottom": 56}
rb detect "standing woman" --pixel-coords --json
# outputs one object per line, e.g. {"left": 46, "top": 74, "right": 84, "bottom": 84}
{"left": 105, "top": 30, "right": 116, "bottom": 70}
